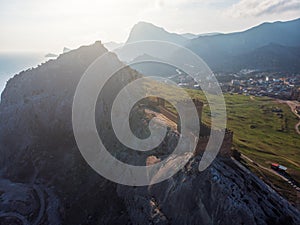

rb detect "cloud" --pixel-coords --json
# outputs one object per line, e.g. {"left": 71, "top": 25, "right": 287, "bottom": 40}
{"left": 154, "top": 0, "right": 228, "bottom": 8}
{"left": 226, "top": 0, "right": 300, "bottom": 17}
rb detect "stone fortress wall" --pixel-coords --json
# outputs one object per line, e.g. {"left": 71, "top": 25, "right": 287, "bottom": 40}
{"left": 147, "top": 97, "right": 233, "bottom": 157}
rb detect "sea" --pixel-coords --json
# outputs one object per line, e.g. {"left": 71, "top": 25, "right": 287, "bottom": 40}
{"left": 0, "top": 52, "right": 46, "bottom": 94}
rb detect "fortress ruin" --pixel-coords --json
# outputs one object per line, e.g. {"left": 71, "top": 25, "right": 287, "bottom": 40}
{"left": 146, "top": 97, "right": 233, "bottom": 157}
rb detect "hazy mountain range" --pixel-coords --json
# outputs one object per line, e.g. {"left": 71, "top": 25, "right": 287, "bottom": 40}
{"left": 124, "top": 18, "right": 300, "bottom": 72}
{"left": 103, "top": 41, "right": 124, "bottom": 51}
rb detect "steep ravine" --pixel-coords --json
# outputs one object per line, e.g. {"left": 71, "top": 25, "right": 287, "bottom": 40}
{"left": 0, "top": 41, "right": 299, "bottom": 225}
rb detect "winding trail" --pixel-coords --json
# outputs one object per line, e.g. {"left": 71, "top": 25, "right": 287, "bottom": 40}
{"left": 241, "top": 154, "right": 300, "bottom": 191}
{"left": 241, "top": 154, "right": 287, "bottom": 181}
{"left": 295, "top": 121, "right": 300, "bottom": 135}
{"left": 277, "top": 100, "right": 300, "bottom": 135}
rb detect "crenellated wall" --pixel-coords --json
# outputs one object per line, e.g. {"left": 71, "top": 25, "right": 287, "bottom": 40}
{"left": 194, "top": 130, "right": 233, "bottom": 157}
{"left": 146, "top": 97, "right": 233, "bottom": 157}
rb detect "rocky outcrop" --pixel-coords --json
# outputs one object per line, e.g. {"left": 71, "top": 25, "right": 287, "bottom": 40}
{"left": 0, "top": 41, "right": 131, "bottom": 224}
{"left": 118, "top": 156, "right": 300, "bottom": 225}
{"left": 0, "top": 41, "right": 299, "bottom": 224}
{"left": 0, "top": 179, "right": 61, "bottom": 225}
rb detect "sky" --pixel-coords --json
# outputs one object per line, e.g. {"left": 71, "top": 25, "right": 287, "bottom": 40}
{"left": 0, "top": 0, "right": 300, "bottom": 53}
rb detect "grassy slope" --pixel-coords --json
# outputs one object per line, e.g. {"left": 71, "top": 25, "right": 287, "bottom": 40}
{"left": 188, "top": 90, "right": 300, "bottom": 175}
{"left": 188, "top": 89, "right": 300, "bottom": 204}
{"left": 144, "top": 80, "right": 299, "bottom": 203}
{"left": 144, "top": 81, "right": 300, "bottom": 177}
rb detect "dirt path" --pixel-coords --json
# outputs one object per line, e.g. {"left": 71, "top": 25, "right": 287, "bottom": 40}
{"left": 276, "top": 100, "right": 300, "bottom": 135}
{"left": 241, "top": 154, "right": 300, "bottom": 192}
{"left": 295, "top": 120, "right": 300, "bottom": 134}
{"left": 241, "top": 154, "right": 289, "bottom": 182}
{"left": 285, "top": 101, "right": 300, "bottom": 135}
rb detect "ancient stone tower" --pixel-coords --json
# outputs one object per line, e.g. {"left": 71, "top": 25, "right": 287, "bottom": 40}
{"left": 177, "top": 99, "right": 203, "bottom": 133}
{"left": 147, "top": 96, "right": 233, "bottom": 157}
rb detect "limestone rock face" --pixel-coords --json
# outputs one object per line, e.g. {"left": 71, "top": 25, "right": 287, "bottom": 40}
{"left": 0, "top": 42, "right": 299, "bottom": 224}
{"left": 118, "top": 157, "right": 300, "bottom": 225}
{"left": 0, "top": 42, "right": 130, "bottom": 224}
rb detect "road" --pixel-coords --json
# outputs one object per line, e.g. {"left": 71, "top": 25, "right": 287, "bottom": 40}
{"left": 241, "top": 154, "right": 288, "bottom": 181}
{"left": 240, "top": 154, "right": 300, "bottom": 192}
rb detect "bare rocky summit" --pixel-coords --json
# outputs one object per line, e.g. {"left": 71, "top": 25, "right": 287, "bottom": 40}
{"left": 0, "top": 41, "right": 299, "bottom": 225}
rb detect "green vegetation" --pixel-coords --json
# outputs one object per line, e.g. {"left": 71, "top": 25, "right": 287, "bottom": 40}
{"left": 189, "top": 90, "right": 300, "bottom": 176}
{"left": 188, "top": 89, "right": 300, "bottom": 204}
{"left": 144, "top": 80, "right": 300, "bottom": 202}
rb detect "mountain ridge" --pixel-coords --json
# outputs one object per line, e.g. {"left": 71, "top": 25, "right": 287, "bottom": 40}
{"left": 126, "top": 21, "right": 188, "bottom": 45}
{"left": 124, "top": 18, "right": 300, "bottom": 72}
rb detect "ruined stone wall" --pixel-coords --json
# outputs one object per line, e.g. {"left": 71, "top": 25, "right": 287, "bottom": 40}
{"left": 146, "top": 97, "right": 232, "bottom": 157}
{"left": 148, "top": 97, "right": 203, "bottom": 124}
{"left": 157, "top": 106, "right": 178, "bottom": 124}
{"left": 200, "top": 123, "right": 211, "bottom": 137}
{"left": 194, "top": 130, "right": 233, "bottom": 157}
{"left": 220, "top": 130, "right": 233, "bottom": 157}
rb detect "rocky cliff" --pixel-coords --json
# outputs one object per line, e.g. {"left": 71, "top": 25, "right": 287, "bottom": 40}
{"left": 0, "top": 41, "right": 299, "bottom": 225}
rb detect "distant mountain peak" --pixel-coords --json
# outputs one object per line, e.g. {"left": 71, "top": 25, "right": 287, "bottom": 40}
{"left": 121, "top": 18, "right": 300, "bottom": 73}
{"left": 135, "top": 21, "right": 159, "bottom": 27}
{"left": 126, "top": 21, "right": 187, "bottom": 45}
{"left": 181, "top": 33, "right": 199, "bottom": 39}
{"left": 45, "top": 53, "right": 58, "bottom": 58}
{"left": 103, "top": 41, "right": 124, "bottom": 51}
{"left": 133, "top": 21, "right": 165, "bottom": 30}
{"left": 63, "top": 47, "right": 71, "bottom": 53}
